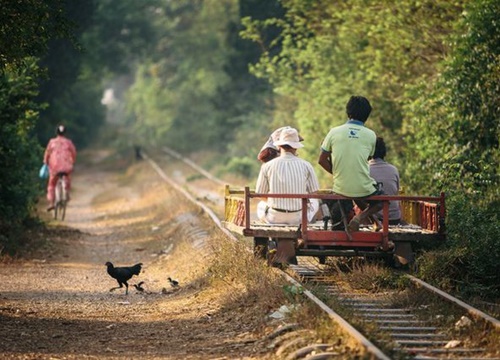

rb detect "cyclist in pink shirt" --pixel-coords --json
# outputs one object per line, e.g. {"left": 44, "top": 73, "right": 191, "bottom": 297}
{"left": 43, "top": 125, "right": 77, "bottom": 211}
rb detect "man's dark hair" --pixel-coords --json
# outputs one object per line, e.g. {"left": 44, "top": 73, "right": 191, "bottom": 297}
{"left": 346, "top": 96, "right": 372, "bottom": 122}
{"left": 373, "top": 137, "right": 386, "bottom": 159}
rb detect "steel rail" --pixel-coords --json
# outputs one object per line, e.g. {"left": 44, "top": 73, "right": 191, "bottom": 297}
{"left": 142, "top": 152, "right": 232, "bottom": 237}
{"left": 149, "top": 148, "right": 500, "bottom": 359}
{"left": 146, "top": 149, "right": 392, "bottom": 359}
{"left": 407, "top": 275, "right": 500, "bottom": 329}
{"left": 282, "top": 271, "right": 392, "bottom": 360}
{"left": 294, "top": 260, "right": 500, "bottom": 359}
{"left": 162, "top": 147, "right": 226, "bottom": 186}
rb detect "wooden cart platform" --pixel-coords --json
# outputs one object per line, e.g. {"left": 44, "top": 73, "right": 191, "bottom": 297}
{"left": 222, "top": 186, "right": 446, "bottom": 258}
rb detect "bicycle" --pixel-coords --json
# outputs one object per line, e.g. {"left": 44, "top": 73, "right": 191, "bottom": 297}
{"left": 54, "top": 172, "right": 69, "bottom": 220}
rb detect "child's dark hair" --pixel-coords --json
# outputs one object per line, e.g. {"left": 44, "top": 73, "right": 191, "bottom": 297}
{"left": 346, "top": 96, "right": 372, "bottom": 122}
{"left": 373, "top": 137, "right": 386, "bottom": 159}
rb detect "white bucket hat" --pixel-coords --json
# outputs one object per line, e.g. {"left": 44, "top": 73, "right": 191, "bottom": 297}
{"left": 273, "top": 127, "right": 304, "bottom": 149}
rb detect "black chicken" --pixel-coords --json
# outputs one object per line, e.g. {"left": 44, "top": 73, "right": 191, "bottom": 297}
{"left": 105, "top": 262, "right": 143, "bottom": 295}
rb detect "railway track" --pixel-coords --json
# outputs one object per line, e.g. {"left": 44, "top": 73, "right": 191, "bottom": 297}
{"left": 293, "top": 259, "right": 499, "bottom": 360}
{"left": 144, "top": 147, "right": 500, "bottom": 360}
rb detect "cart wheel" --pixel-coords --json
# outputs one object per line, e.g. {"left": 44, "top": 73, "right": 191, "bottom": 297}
{"left": 253, "top": 237, "right": 268, "bottom": 260}
{"left": 393, "top": 242, "right": 414, "bottom": 269}
{"left": 408, "top": 258, "right": 419, "bottom": 274}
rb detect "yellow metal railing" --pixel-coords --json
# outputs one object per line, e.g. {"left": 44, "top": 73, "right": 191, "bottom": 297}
{"left": 224, "top": 185, "right": 246, "bottom": 226}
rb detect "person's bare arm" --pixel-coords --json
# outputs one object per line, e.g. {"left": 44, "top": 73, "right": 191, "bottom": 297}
{"left": 43, "top": 140, "right": 52, "bottom": 164}
{"left": 318, "top": 150, "right": 332, "bottom": 174}
{"left": 70, "top": 140, "right": 77, "bottom": 163}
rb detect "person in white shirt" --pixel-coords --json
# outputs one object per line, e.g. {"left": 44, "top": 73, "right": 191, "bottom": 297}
{"left": 255, "top": 128, "right": 320, "bottom": 266}
{"left": 256, "top": 128, "right": 320, "bottom": 224}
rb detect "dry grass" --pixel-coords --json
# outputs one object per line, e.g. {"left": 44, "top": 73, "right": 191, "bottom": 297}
{"left": 325, "top": 257, "right": 409, "bottom": 292}
{"left": 206, "top": 236, "right": 289, "bottom": 317}
{"left": 186, "top": 233, "right": 374, "bottom": 358}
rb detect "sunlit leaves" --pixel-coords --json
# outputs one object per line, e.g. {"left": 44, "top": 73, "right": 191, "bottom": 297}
{"left": 404, "top": 0, "right": 499, "bottom": 203}
{"left": 125, "top": 0, "right": 239, "bottom": 150}
{"left": 241, "top": 0, "right": 464, "bottom": 169}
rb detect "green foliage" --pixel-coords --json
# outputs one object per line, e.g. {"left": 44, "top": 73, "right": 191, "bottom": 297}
{"left": 0, "top": 61, "right": 44, "bottom": 254}
{"left": 241, "top": 0, "right": 465, "bottom": 167}
{"left": 125, "top": 63, "right": 177, "bottom": 146}
{"left": 94, "top": 0, "right": 275, "bottom": 157}
{"left": 0, "top": 0, "right": 73, "bottom": 70}
{"left": 124, "top": 0, "right": 245, "bottom": 151}
{"left": 418, "top": 195, "right": 500, "bottom": 299}
{"left": 48, "top": 75, "right": 105, "bottom": 147}
{"left": 0, "top": 1, "right": 88, "bottom": 254}
{"left": 35, "top": 1, "right": 101, "bottom": 148}
{"left": 444, "top": 0, "right": 500, "bottom": 203}
{"left": 81, "top": 0, "right": 161, "bottom": 74}
{"left": 220, "top": 156, "right": 259, "bottom": 179}
{"left": 404, "top": 0, "right": 500, "bottom": 203}
{"left": 392, "top": 0, "right": 500, "bottom": 296}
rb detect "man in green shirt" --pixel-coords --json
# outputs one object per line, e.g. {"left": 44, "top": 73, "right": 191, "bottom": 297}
{"left": 318, "top": 95, "right": 382, "bottom": 234}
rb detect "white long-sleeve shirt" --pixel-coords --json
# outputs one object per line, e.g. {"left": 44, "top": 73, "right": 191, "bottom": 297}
{"left": 256, "top": 152, "right": 319, "bottom": 211}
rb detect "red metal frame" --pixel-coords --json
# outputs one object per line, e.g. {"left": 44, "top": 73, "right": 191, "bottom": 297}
{"left": 242, "top": 187, "right": 445, "bottom": 251}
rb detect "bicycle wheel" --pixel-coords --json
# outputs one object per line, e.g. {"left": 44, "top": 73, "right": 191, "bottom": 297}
{"left": 60, "top": 200, "right": 67, "bottom": 221}
{"left": 60, "top": 176, "right": 68, "bottom": 221}
{"left": 54, "top": 204, "right": 61, "bottom": 220}
{"left": 54, "top": 181, "right": 61, "bottom": 220}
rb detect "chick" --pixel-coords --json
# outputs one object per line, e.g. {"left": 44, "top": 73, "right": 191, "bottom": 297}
{"left": 133, "top": 281, "right": 145, "bottom": 293}
{"left": 168, "top": 277, "right": 179, "bottom": 288}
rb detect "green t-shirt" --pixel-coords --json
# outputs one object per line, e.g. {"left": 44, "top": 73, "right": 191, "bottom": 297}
{"left": 321, "top": 120, "right": 378, "bottom": 197}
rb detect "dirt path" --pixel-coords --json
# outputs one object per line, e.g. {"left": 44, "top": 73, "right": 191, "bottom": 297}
{"left": 0, "top": 150, "right": 275, "bottom": 360}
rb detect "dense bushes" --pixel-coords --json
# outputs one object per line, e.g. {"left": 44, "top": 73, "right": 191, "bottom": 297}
{"left": 404, "top": 0, "right": 500, "bottom": 203}
{"left": 0, "top": 62, "right": 44, "bottom": 254}
{"left": 418, "top": 195, "right": 500, "bottom": 299}
{"left": 404, "top": 0, "right": 500, "bottom": 298}
{"left": 0, "top": 1, "right": 97, "bottom": 254}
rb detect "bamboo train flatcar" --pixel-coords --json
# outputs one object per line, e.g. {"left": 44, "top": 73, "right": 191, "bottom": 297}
{"left": 222, "top": 186, "right": 446, "bottom": 268}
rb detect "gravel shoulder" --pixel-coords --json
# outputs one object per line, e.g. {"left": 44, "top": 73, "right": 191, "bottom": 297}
{"left": 0, "top": 149, "right": 278, "bottom": 360}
